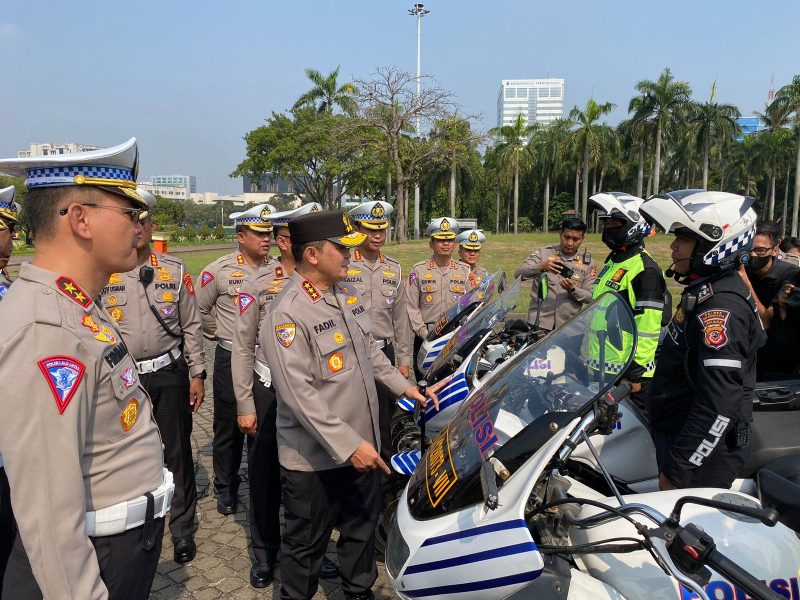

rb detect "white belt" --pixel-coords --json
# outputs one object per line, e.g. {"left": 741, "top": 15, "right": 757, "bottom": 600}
{"left": 135, "top": 347, "right": 181, "bottom": 375}
{"left": 254, "top": 359, "right": 272, "bottom": 387}
{"left": 86, "top": 468, "right": 174, "bottom": 537}
{"left": 218, "top": 339, "right": 233, "bottom": 352}
{"left": 373, "top": 339, "right": 392, "bottom": 349}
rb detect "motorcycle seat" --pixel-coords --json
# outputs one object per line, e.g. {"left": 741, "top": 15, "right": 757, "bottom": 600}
{"left": 741, "top": 410, "right": 800, "bottom": 478}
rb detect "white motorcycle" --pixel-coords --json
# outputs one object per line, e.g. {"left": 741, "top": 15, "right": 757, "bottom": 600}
{"left": 387, "top": 292, "right": 800, "bottom": 600}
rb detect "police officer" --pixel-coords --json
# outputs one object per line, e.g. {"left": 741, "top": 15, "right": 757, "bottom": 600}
{"left": 0, "top": 186, "right": 19, "bottom": 597}
{"left": 231, "top": 202, "right": 322, "bottom": 588}
{"left": 515, "top": 218, "right": 597, "bottom": 332}
{"left": 0, "top": 139, "right": 172, "bottom": 598}
{"left": 589, "top": 192, "right": 667, "bottom": 417}
{"left": 455, "top": 229, "right": 488, "bottom": 287}
{"left": 347, "top": 201, "right": 412, "bottom": 460}
{"left": 641, "top": 190, "right": 765, "bottom": 490}
{"left": 197, "top": 204, "right": 274, "bottom": 515}
{"left": 406, "top": 217, "right": 471, "bottom": 378}
{"left": 262, "top": 212, "right": 444, "bottom": 600}
{"left": 98, "top": 189, "right": 205, "bottom": 564}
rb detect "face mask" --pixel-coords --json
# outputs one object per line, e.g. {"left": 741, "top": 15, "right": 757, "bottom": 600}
{"left": 748, "top": 255, "right": 771, "bottom": 271}
{"left": 602, "top": 225, "right": 624, "bottom": 248}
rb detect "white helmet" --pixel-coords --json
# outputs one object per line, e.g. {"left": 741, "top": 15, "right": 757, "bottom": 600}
{"left": 639, "top": 190, "right": 756, "bottom": 280}
{"left": 589, "top": 192, "right": 651, "bottom": 248}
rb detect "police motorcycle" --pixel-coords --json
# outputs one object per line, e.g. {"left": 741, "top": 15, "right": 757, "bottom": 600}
{"left": 391, "top": 276, "right": 525, "bottom": 460}
{"left": 387, "top": 292, "right": 800, "bottom": 600}
{"left": 416, "top": 269, "right": 502, "bottom": 375}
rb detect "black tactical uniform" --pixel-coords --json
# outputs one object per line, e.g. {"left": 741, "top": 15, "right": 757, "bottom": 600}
{"left": 649, "top": 270, "right": 766, "bottom": 488}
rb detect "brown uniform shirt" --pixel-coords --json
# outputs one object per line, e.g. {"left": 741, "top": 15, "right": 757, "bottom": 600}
{"left": 196, "top": 250, "right": 270, "bottom": 342}
{"left": 515, "top": 245, "right": 597, "bottom": 331}
{"left": 406, "top": 258, "right": 472, "bottom": 338}
{"left": 262, "top": 272, "right": 409, "bottom": 471}
{"left": 460, "top": 263, "right": 488, "bottom": 289}
{"left": 0, "top": 268, "right": 12, "bottom": 300}
{"left": 98, "top": 252, "right": 205, "bottom": 377}
{"left": 344, "top": 249, "right": 412, "bottom": 366}
{"left": 0, "top": 264, "right": 164, "bottom": 599}
{"left": 231, "top": 258, "right": 291, "bottom": 416}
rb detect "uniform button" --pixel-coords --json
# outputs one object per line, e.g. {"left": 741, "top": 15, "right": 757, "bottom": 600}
{"left": 43, "top": 289, "right": 52, "bottom": 295}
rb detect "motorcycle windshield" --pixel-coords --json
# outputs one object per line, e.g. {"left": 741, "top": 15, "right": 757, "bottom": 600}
{"left": 425, "top": 277, "right": 523, "bottom": 381}
{"left": 425, "top": 270, "right": 502, "bottom": 342}
{"left": 406, "top": 292, "right": 636, "bottom": 520}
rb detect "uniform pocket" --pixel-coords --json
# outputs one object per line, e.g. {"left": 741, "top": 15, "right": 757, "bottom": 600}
{"left": 102, "top": 292, "right": 128, "bottom": 309}
{"left": 314, "top": 330, "right": 353, "bottom": 380}
{"left": 106, "top": 358, "right": 144, "bottom": 443}
{"left": 449, "top": 281, "right": 466, "bottom": 295}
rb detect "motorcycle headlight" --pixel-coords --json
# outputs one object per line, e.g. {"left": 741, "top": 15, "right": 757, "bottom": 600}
{"left": 385, "top": 510, "right": 410, "bottom": 578}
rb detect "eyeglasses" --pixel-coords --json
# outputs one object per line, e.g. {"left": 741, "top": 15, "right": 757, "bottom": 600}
{"left": 750, "top": 246, "right": 776, "bottom": 257}
{"left": 59, "top": 203, "right": 147, "bottom": 223}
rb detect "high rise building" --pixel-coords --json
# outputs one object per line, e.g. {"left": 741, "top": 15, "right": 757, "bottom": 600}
{"left": 148, "top": 175, "right": 196, "bottom": 193}
{"left": 497, "top": 79, "right": 565, "bottom": 129}
{"left": 16, "top": 142, "right": 100, "bottom": 158}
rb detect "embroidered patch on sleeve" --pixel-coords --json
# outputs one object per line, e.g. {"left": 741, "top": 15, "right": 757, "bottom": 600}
{"left": 238, "top": 293, "right": 255, "bottom": 315}
{"left": 697, "top": 309, "right": 730, "bottom": 350}
{"left": 37, "top": 356, "right": 86, "bottom": 415}
{"left": 275, "top": 323, "right": 296, "bottom": 347}
{"left": 408, "top": 272, "right": 417, "bottom": 286}
{"left": 183, "top": 272, "right": 195, "bottom": 296}
{"left": 200, "top": 271, "right": 214, "bottom": 287}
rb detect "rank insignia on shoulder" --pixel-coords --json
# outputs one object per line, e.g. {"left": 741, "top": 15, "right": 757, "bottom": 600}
{"left": 697, "top": 284, "right": 714, "bottom": 304}
{"left": 275, "top": 266, "right": 284, "bottom": 278}
{"left": 238, "top": 293, "right": 255, "bottom": 315}
{"left": 275, "top": 323, "right": 296, "bottom": 347}
{"left": 56, "top": 276, "right": 91, "bottom": 308}
{"left": 38, "top": 355, "right": 86, "bottom": 415}
{"left": 183, "top": 273, "right": 195, "bottom": 296}
{"left": 302, "top": 280, "right": 321, "bottom": 302}
{"left": 150, "top": 254, "right": 159, "bottom": 267}
{"left": 353, "top": 250, "right": 362, "bottom": 261}
{"left": 200, "top": 271, "right": 214, "bottom": 287}
{"left": 236, "top": 255, "right": 245, "bottom": 265}
{"left": 121, "top": 398, "right": 139, "bottom": 432}
{"left": 590, "top": 267, "right": 597, "bottom": 277}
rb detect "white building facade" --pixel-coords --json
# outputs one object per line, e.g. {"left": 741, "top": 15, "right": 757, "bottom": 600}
{"left": 496, "top": 79, "right": 565, "bottom": 128}
{"left": 138, "top": 182, "right": 191, "bottom": 201}
{"left": 148, "top": 175, "right": 196, "bottom": 193}
{"left": 17, "top": 142, "right": 100, "bottom": 158}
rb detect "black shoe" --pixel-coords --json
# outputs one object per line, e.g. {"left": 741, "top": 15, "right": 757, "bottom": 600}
{"left": 319, "top": 556, "right": 339, "bottom": 579}
{"left": 173, "top": 536, "right": 197, "bottom": 564}
{"left": 250, "top": 563, "right": 275, "bottom": 588}
{"left": 344, "top": 591, "right": 375, "bottom": 600}
{"left": 216, "top": 498, "right": 237, "bottom": 515}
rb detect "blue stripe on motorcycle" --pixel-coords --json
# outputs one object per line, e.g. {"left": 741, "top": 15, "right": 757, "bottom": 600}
{"left": 421, "top": 519, "right": 527, "bottom": 546}
{"left": 391, "top": 451, "right": 420, "bottom": 475}
{"left": 423, "top": 376, "right": 468, "bottom": 422}
{"left": 432, "top": 338, "right": 448, "bottom": 348}
{"left": 403, "top": 569, "right": 543, "bottom": 597}
{"left": 404, "top": 541, "right": 538, "bottom": 575}
{"left": 396, "top": 396, "right": 415, "bottom": 412}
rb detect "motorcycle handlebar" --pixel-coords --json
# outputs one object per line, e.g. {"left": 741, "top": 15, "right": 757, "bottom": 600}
{"left": 705, "top": 548, "right": 783, "bottom": 600}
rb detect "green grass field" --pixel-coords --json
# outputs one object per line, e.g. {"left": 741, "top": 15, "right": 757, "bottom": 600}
{"left": 182, "top": 232, "right": 680, "bottom": 319}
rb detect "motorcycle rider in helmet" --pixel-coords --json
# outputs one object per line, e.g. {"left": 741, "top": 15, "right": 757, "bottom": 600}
{"left": 589, "top": 192, "right": 668, "bottom": 419}
{"left": 640, "top": 190, "right": 766, "bottom": 490}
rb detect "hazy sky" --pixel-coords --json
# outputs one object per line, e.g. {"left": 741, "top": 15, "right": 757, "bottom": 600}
{"left": 2, "top": 1, "right": 798, "bottom": 194}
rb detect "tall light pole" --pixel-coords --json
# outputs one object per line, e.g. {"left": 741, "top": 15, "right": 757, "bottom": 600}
{"left": 409, "top": 3, "right": 429, "bottom": 239}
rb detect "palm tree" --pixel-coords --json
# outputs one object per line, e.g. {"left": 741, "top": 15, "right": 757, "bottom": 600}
{"left": 755, "top": 99, "right": 793, "bottom": 220}
{"left": 775, "top": 76, "right": 800, "bottom": 235}
{"left": 488, "top": 114, "right": 537, "bottom": 234}
{"left": 293, "top": 66, "right": 358, "bottom": 116}
{"left": 634, "top": 68, "right": 692, "bottom": 194}
{"left": 531, "top": 119, "right": 571, "bottom": 232}
{"left": 568, "top": 99, "right": 615, "bottom": 220}
{"left": 621, "top": 95, "right": 654, "bottom": 198}
{"left": 688, "top": 83, "right": 741, "bottom": 190}
{"left": 430, "top": 117, "right": 478, "bottom": 217}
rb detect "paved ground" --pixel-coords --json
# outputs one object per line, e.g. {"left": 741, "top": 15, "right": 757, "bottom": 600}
{"left": 149, "top": 341, "right": 398, "bottom": 599}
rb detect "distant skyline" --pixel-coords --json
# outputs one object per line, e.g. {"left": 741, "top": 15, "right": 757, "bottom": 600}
{"left": 2, "top": 0, "right": 798, "bottom": 195}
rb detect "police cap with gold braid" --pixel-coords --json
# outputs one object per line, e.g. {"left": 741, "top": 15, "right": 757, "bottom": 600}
{"left": 268, "top": 202, "right": 322, "bottom": 228}
{"left": 0, "top": 186, "right": 20, "bottom": 227}
{"left": 455, "top": 228, "right": 486, "bottom": 250}
{"left": 0, "top": 138, "right": 148, "bottom": 208}
{"left": 426, "top": 216, "right": 459, "bottom": 240}
{"left": 229, "top": 203, "right": 276, "bottom": 233}
{"left": 348, "top": 200, "right": 393, "bottom": 230}
{"left": 290, "top": 211, "right": 367, "bottom": 248}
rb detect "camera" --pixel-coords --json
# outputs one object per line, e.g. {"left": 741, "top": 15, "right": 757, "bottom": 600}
{"left": 558, "top": 264, "right": 574, "bottom": 279}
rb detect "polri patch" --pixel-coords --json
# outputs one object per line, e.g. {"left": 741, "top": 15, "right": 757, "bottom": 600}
{"left": 38, "top": 356, "right": 86, "bottom": 415}
{"left": 239, "top": 293, "right": 255, "bottom": 315}
{"left": 201, "top": 271, "right": 214, "bottom": 287}
{"left": 275, "top": 323, "right": 296, "bottom": 347}
{"left": 698, "top": 309, "right": 730, "bottom": 350}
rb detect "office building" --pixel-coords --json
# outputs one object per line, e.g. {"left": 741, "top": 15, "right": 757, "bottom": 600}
{"left": 497, "top": 79, "right": 565, "bottom": 129}
{"left": 16, "top": 142, "right": 100, "bottom": 158}
{"left": 148, "top": 175, "right": 196, "bottom": 193}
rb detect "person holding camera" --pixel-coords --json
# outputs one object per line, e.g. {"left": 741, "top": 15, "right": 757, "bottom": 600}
{"left": 98, "top": 189, "right": 206, "bottom": 564}
{"left": 738, "top": 220, "right": 800, "bottom": 380}
{"left": 589, "top": 193, "right": 667, "bottom": 419}
{"left": 515, "top": 218, "right": 597, "bottom": 333}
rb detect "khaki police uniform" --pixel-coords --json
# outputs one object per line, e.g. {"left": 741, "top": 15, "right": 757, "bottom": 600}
{"left": 406, "top": 259, "right": 471, "bottom": 338}
{"left": 463, "top": 264, "right": 488, "bottom": 289}
{"left": 0, "top": 267, "right": 12, "bottom": 596}
{"left": 99, "top": 252, "right": 204, "bottom": 542}
{"left": 0, "top": 264, "right": 168, "bottom": 599}
{"left": 515, "top": 246, "right": 597, "bottom": 331}
{"left": 231, "top": 258, "right": 290, "bottom": 568}
{"left": 263, "top": 272, "right": 409, "bottom": 599}
{"left": 197, "top": 250, "right": 270, "bottom": 507}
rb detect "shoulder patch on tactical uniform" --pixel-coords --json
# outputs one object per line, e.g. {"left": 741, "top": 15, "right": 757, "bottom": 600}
{"left": 697, "top": 309, "right": 730, "bottom": 350}
{"left": 38, "top": 355, "right": 86, "bottom": 414}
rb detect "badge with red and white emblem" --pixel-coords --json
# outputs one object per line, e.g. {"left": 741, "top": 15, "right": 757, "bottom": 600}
{"left": 275, "top": 323, "right": 296, "bottom": 347}
{"left": 201, "top": 271, "right": 214, "bottom": 287}
{"left": 120, "top": 367, "right": 136, "bottom": 389}
{"left": 38, "top": 356, "right": 86, "bottom": 415}
{"left": 239, "top": 293, "right": 255, "bottom": 315}
{"left": 697, "top": 309, "right": 730, "bottom": 350}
